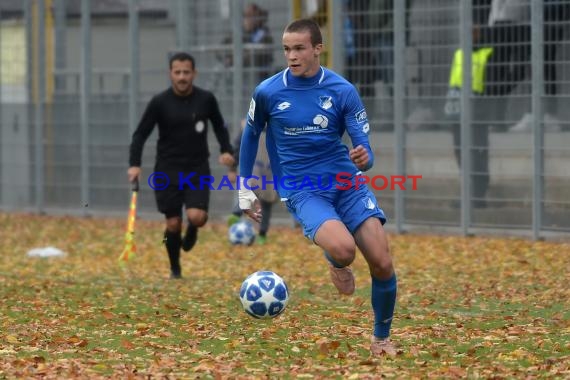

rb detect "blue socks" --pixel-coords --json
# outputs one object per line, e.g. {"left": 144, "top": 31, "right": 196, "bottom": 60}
{"left": 325, "top": 250, "right": 397, "bottom": 338}
{"left": 371, "top": 274, "right": 397, "bottom": 339}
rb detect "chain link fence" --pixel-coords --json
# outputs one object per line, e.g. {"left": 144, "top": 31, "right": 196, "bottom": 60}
{"left": 1, "top": 0, "right": 569, "bottom": 238}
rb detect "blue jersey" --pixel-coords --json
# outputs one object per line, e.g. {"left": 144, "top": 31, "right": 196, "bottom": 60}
{"left": 240, "top": 66, "right": 374, "bottom": 199}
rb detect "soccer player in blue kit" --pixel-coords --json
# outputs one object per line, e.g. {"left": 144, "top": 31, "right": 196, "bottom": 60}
{"left": 238, "top": 19, "right": 398, "bottom": 356}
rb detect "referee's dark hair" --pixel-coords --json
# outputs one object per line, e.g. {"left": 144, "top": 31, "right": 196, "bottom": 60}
{"left": 169, "top": 52, "right": 196, "bottom": 70}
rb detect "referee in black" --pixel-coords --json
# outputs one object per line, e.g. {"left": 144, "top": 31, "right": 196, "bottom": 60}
{"left": 128, "top": 52, "right": 235, "bottom": 279}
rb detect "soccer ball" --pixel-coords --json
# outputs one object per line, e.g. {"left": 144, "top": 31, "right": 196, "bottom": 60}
{"left": 228, "top": 220, "right": 256, "bottom": 245}
{"left": 239, "top": 270, "right": 289, "bottom": 319}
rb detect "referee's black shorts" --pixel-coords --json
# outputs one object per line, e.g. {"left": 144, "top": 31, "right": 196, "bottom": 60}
{"left": 154, "top": 161, "right": 210, "bottom": 218}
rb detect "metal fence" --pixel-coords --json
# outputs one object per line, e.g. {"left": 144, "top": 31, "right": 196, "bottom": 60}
{"left": 1, "top": 0, "right": 569, "bottom": 239}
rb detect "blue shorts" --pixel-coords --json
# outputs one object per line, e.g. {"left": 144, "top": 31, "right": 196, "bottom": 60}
{"left": 285, "top": 185, "right": 387, "bottom": 241}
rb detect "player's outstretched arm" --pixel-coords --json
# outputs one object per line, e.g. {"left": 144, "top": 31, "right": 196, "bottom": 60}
{"left": 238, "top": 122, "right": 263, "bottom": 222}
{"left": 241, "top": 189, "right": 262, "bottom": 223}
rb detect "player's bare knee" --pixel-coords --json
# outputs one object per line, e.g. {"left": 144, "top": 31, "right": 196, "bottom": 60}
{"left": 330, "top": 244, "right": 356, "bottom": 266}
{"left": 370, "top": 256, "right": 393, "bottom": 279}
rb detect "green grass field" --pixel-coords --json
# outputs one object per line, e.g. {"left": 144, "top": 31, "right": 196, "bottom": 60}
{"left": 1, "top": 212, "right": 569, "bottom": 378}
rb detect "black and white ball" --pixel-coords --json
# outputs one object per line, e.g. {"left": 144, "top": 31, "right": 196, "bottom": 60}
{"left": 239, "top": 271, "right": 289, "bottom": 319}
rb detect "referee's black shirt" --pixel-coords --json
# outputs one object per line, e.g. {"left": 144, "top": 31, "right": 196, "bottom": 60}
{"left": 129, "top": 86, "right": 233, "bottom": 168}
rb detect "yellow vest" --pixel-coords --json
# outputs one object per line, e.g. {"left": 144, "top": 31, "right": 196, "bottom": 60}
{"left": 449, "top": 47, "right": 493, "bottom": 94}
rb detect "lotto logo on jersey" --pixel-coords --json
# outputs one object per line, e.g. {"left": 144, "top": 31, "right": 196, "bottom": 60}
{"left": 277, "top": 101, "right": 291, "bottom": 111}
{"left": 355, "top": 109, "right": 367, "bottom": 123}
{"left": 248, "top": 98, "right": 256, "bottom": 121}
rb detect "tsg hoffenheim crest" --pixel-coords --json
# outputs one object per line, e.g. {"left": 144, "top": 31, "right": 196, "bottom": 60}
{"left": 319, "top": 96, "right": 333, "bottom": 110}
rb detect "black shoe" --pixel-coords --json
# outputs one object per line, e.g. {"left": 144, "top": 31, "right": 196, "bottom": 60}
{"left": 181, "top": 224, "right": 197, "bottom": 252}
{"left": 170, "top": 269, "right": 182, "bottom": 279}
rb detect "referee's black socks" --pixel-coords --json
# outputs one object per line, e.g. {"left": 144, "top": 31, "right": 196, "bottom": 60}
{"left": 182, "top": 223, "right": 198, "bottom": 252}
{"left": 164, "top": 230, "right": 182, "bottom": 277}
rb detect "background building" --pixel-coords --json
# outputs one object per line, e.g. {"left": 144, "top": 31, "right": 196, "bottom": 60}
{"left": 1, "top": 0, "right": 569, "bottom": 238}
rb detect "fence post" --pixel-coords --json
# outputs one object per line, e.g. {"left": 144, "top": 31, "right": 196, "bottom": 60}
{"left": 459, "top": 0, "right": 473, "bottom": 235}
{"left": 54, "top": 0, "right": 66, "bottom": 92}
{"left": 176, "top": 0, "right": 191, "bottom": 52}
{"left": 34, "top": 0, "right": 47, "bottom": 213}
{"left": 231, "top": 0, "right": 244, "bottom": 136}
{"left": 80, "top": 0, "right": 91, "bottom": 215}
{"left": 393, "top": 0, "right": 406, "bottom": 233}
{"left": 531, "top": 1, "right": 544, "bottom": 240}
{"left": 128, "top": 0, "right": 139, "bottom": 137}
{"left": 330, "top": 0, "right": 344, "bottom": 73}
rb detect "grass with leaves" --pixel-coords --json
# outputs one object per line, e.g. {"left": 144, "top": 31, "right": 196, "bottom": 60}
{"left": 1, "top": 212, "right": 569, "bottom": 378}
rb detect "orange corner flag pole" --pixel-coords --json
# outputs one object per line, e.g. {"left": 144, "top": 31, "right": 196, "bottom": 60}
{"left": 118, "top": 180, "right": 139, "bottom": 265}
